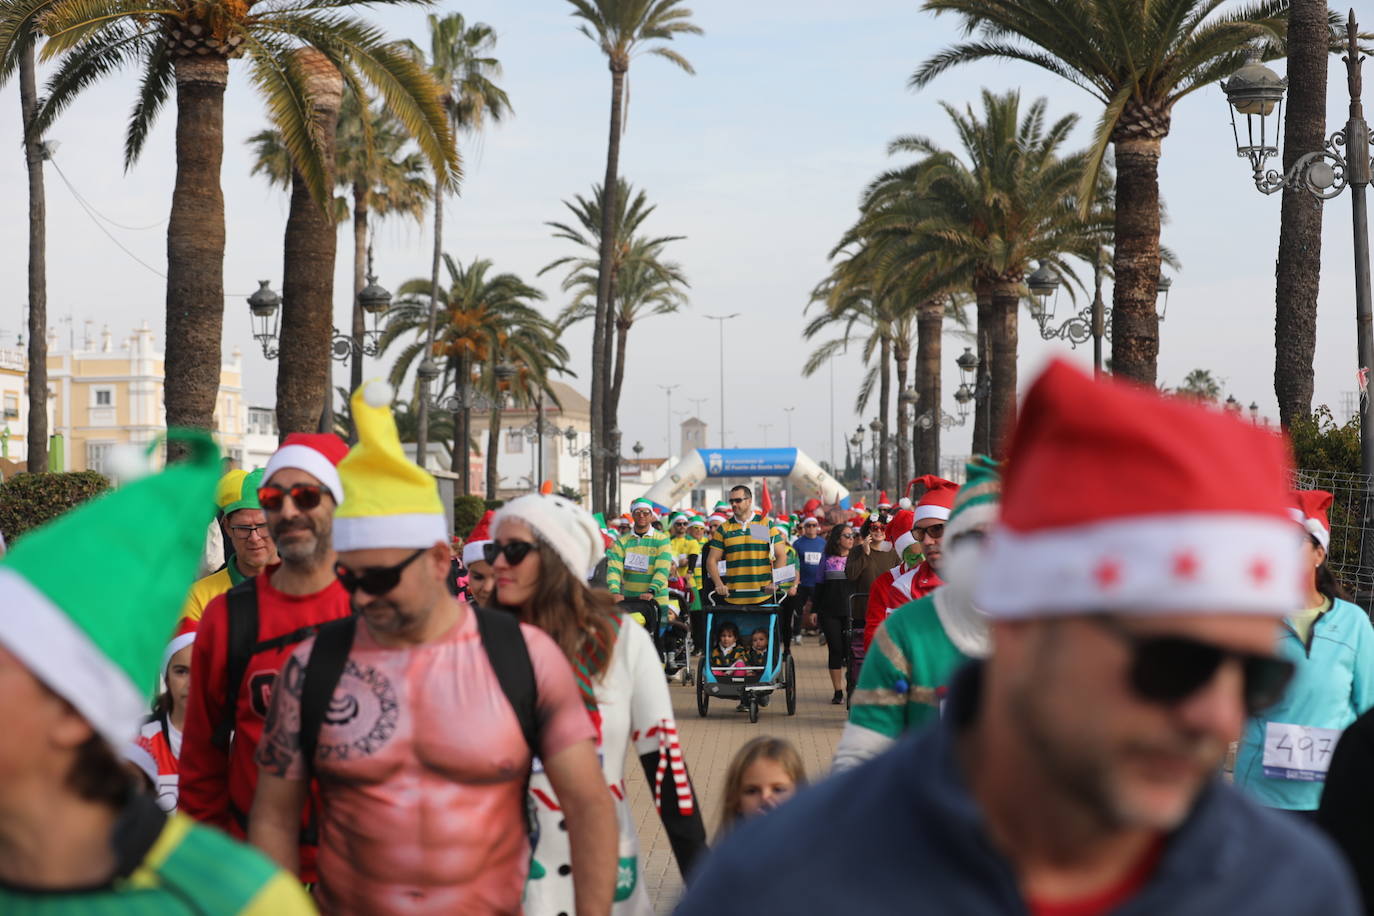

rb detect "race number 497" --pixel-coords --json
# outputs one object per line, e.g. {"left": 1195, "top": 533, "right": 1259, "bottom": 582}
{"left": 1262, "top": 722, "right": 1341, "bottom": 782}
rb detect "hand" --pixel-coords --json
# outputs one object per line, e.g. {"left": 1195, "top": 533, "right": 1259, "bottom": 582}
{"left": 716, "top": 584, "right": 730, "bottom": 598}
{"left": 640, "top": 592, "right": 655, "bottom": 602}
{"left": 612, "top": 594, "right": 624, "bottom": 603}
{"left": 787, "top": 586, "right": 798, "bottom": 597}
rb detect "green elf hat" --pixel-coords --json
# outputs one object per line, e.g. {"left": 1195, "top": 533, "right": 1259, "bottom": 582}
{"left": 713, "top": 499, "right": 729, "bottom": 513}
{"left": 215, "top": 467, "right": 265, "bottom": 517}
{"left": 0, "top": 430, "right": 220, "bottom": 747}
{"left": 945, "top": 455, "right": 1002, "bottom": 543}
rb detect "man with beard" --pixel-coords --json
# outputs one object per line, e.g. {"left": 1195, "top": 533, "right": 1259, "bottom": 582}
{"left": 250, "top": 384, "right": 614, "bottom": 914}
{"left": 679, "top": 360, "right": 1361, "bottom": 914}
{"left": 180, "top": 432, "right": 352, "bottom": 884}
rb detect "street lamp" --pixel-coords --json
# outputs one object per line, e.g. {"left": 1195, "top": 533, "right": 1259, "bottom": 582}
{"left": 898, "top": 388, "right": 918, "bottom": 483}
{"left": 248, "top": 281, "right": 281, "bottom": 360}
{"left": 1026, "top": 257, "right": 1176, "bottom": 367}
{"left": 658, "top": 384, "right": 679, "bottom": 458}
{"left": 850, "top": 427, "right": 864, "bottom": 495}
{"left": 249, "top": 270, "right": 393, "bottom": 364}
{"left": 704, "top": 313, "right": 741, "bottom": 448}
{"left": 868, "top": 418, "right": 882, "bottom": 505}
{"left": 1223, "top": 13, "right": 1374, "bottom": 584}
{"left": 1250, "top": 401, "right": 1261, "bottom": 424}
{"left": 1225, "top": 394, "right": 1242, "bottom": 415}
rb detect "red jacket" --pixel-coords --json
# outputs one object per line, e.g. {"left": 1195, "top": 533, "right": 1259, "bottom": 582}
{"left": 178, "top": 568, "right": 351, "bottom": 881}
{"left": 863, "top": 560, "right": 942, "bottom": 650}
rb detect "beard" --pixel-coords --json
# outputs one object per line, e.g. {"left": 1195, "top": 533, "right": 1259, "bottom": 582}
{"left": 273, "top": 517, "right": 331, "bottom": 566}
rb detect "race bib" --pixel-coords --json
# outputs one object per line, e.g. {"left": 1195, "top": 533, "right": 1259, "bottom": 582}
{"left": 624, "top": 552, "right": 650, "bottom": 573}
{"left": 748, "top": 523, "right": 769, "bottom": 542}
{"left": 772, "top": 565, "right": 797, "bottom": 582}
{"left": 1262, "top": 722, "right": 1341, "bottom": 781}
{"left": 717, "top": 561, "right": 728, "bottom": 575}
{"left": 803, "top": 551, "right": 822, "bottom": 565}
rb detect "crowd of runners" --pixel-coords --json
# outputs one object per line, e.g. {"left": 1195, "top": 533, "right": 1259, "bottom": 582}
{"left": 6, "top": 360, "right": 1374, "bottom": 913}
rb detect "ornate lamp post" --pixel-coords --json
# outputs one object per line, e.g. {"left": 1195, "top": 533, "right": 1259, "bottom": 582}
{"left": 1223, "top": 12, "right": 1374, "bottom": 586}
{"left": 868, "top": 418, "right": 881, "bottom": 505}
{"left": 850, "top": 427, "right": 864, "bottom": 496}
{"left": 1025, "top": 258, "right": 1173, "bottom": 374}
{"left": 248, "top": 281, "right": 281, "bottom": 360}
{"left": 898, "top": 388, "right": 918, "bottom": 483}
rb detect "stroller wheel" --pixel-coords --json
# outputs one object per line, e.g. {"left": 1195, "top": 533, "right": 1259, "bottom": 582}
{"left": 695, "top": 659, "right": 708, "bottom": 717}
{"left": 748, "top": 697, "right": 760, "bottom": 724}
{"left": 785, "top": 656, "right": 797, "bottom": 715}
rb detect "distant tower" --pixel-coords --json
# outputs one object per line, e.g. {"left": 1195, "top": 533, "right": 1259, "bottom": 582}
{"left": 681, "top": 416, "right": 707, "bottom": 458}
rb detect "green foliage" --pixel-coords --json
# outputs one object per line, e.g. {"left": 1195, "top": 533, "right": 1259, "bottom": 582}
{"left": 1174, "top": 368, "right": 1223, "bottom": 403}
{"left": 1290, "top": 406, "right": 1361, "bottom": 475}
{"left": 483, "top": 498, "right": 506, "bottom": 511}
{"left": 453, "top": 493, "right": 487, "bottom": 537}
{"left": 0, "top": 471, "right": 110, "bottom": 542}
{"left": 556, "top": 485, "right": 583, "bottom": 502}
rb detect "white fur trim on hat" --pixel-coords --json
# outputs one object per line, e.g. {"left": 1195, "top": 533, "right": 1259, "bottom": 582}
{"left": 265, "top": 444, "right": 345, "bottom": 507}
{"left": 893, "top": 531, "right": 918, "bottom": 556}
{"left": 945, "top": 502, "right": 998, "bottom": 545}
{"left": 334, "top": 513, "right": 449, "bottom": 552}
{"left": 161, "top": 632, "right": 195, "bottom": 679}
{"left": 0, "top": 568, "right": 145, "bottom": 749}
{"left": 974, "top": 513, "right": 1305, "bottom": 618}
{"left": 494, "top": 494, "right": 606, "bottom": 581}
{"left": 1304, "top": 519, "right": 1331, "bottom": 551}
{"left": 463, "top": 539, "right": 491, "bottom": 567}
{"left": 912, "top": 505, "right": 951, "bottom": 524}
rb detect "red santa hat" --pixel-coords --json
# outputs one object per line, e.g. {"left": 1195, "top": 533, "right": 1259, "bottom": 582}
{"left": 975, "top": 360, "right": 1303, "bottom": 619}
{"left": 887, "top": 509, "right": 918, "bottom": 555}
{"left": 462, "top": 510, "right": 495, "bottom": 567}
{"left": 801, "top": 497, "right": 822, "bottom": 516}
{"left": 877, "top": 490, "right": 892, "bottom": 510}
{"left": 1291, "top": 490, "right": 1333, "bottom": 551}
{"left": 264, "top": 432, "right": 348, "bottom": 505}
{"left": 908, "top": 475, "right": 959, "bottom": 524}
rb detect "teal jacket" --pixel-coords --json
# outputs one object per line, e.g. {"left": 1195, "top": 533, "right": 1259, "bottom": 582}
{"left": 1236, "top": 597, "right": 1374, "bottom": 810}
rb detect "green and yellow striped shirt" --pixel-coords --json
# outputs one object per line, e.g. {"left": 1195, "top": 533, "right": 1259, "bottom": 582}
{"left": 606, "top": 528, "right": 674, "bottom": 609}
{"left": 708, "top": 514, "right": 781, "bottom": 605}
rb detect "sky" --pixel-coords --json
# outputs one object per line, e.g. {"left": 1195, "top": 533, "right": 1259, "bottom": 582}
{"left": 0, "top": 0, "right": 1364, "bottom": 480}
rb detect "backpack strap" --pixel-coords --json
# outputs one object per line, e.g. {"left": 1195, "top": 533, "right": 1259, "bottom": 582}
{"left": 474, "top": 607, "right": 539, "bottom": 755}
{"left": 214, "top": 580, "right": 260, "bottom": 751}
{"left": 299, "top": 615, "right": 359, "bottom": 780}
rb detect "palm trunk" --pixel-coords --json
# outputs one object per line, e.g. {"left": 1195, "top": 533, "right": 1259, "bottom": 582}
{"left": 164, "top": 54, "right": 229, "bottom": 452}
{"left": 20, "top": 44, "right": 46, "bottom": 473}
{"left": 892, "top": 341, "right": 910, "bottom": 487}
{"left": 915, "top": 299, "right": 943, "bottom": 477}
{"left": 485, "top": 400, "right": 503, "bottom": 499}
{"left": 1110, "top": 129, "right": 1166, "bottom": 385}
{"left": 1274, "top": 0, "right": 1327, "bottom": 427}
{"left": 592, "top": 63, "right": 629, "bottom": 515}
{"left": 970, "top": 281, "right": 993, "bottom": 455}
{"left": 416, "top": 181, "right": 444, "bottom": 465}
{"left": 451, "top": 353, "right": 469, "bottom": 491}
{"left": 877, "top": 334, "right": 890, "bottom": 496}
{"left": 276, "top": 50, "right": 343, "bottom": 437}
{"left": 609, "top": 318, "right": 630, "bottom": 430}
{"left": 348, "top": 183, "right": 368, "bottom": 441}
{"left": 989, "top": 279, "right": 1020, "bottom": 456}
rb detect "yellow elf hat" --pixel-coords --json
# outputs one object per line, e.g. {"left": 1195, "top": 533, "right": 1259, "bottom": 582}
{"left": 333, "top": 380, "right": 448, "bottom": 551}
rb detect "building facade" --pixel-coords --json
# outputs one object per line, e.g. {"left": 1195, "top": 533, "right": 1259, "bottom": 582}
{"left": 466, "top": 382, "right": 593, "bottom": 502}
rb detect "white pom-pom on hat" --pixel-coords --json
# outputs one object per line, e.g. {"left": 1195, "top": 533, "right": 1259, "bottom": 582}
{"left": 362, "top": 380, "right": 394, "bottom": 408}
{"left": 898, "top": 497, "right": 912, "bottom": 510}
{"left": 105, "top": 443, "right": 154, "bottom": 484}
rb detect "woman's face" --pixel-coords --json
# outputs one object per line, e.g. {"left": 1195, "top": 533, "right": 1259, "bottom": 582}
{"left": 1303, "top": 536, "right": 1328, "bottom": 585}
{"left": 467, "top": 559, "right": 494, "bottom": 606}
{"left": 492, "top": 518, "right": 543, "bottom": 609}
{"left": 837, "top": 527, "right": 855, "bottom": 553}
{"left": 737, "top": 757, "right": 796, "bottom": 818}
{"left": 166, "top": 645, "right": 192, "bottom": 716}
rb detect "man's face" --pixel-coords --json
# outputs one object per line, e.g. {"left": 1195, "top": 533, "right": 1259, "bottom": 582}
{"left": 729, "top": 491, "right": 752, "bottom": 519}
{"left": 0, "top": 643, "right": 91, "bottom": 794}
{"left": 337, "top": 544, "right": 447, "bottom": 637}
{"left": 689, "top": 524, "right": 706, "bottom": 540}
{"left": 672, "top": 519, "right": 687, "bottom": 536}
{"left": 915, "top": 519, "right": 945, "bottom": 572}
{"left": 802, "top": 521, "right": 819, "bottom": 538}
{"left": 223, "top": 507, "right": 278, "bottom": 569}
{"left": 632, "top": 507, "right": 654, "bottom": 532}
{"left": 263, "top": 469, "right": 336, "bottom": 567}
{"left": 467, "top": 559, "right": 495, "bottom": 607}
{"left": 992, "top": 612, "right": 1282, "bottom": 831}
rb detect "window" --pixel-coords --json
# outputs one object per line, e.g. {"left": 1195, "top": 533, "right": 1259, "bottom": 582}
{"left": 506, "top": 431, "right": 524, "bottom": 453}
{"left": 86, "top": 442, "right": 112, "bottom": 475}
{"left": 3, "top": 393, "right": 17, "bottom": 419}
{"left": 93, "top": 388, "right": 113, "bottom": 407}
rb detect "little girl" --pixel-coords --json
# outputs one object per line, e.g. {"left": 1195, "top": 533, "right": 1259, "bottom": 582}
{"left": 747, "top": 628, "right": 770, "bottom": 669}
{"left": 135, "top": 632, "right": 194, "bottom": 812}
{"left": 710, "top": 622, "right": 748, "bottom": 676}
{"left": 717, "top": 736, "right": 807, "bottom": 837}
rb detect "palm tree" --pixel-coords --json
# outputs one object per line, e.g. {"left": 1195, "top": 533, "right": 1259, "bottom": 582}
{"left": 380, "top": 256, "right": 549, "bottom": 494}
{"left": 1176, "top": 368, "right": 1224, "bottom": 402}
{"left": 481, "top": 333, "right": 571, "bottom": 499}
{"left": 0, "top": 0, "right": 458, "bottom": 447}
{"left": 913, "top": 0, "right": 1286, "bottom": 385}
{"left": 16, "top": 38, "right": 45, "bottom": 471}
{"left": 565, "top": 0, "right": 701, "bottom": 514}
{"left": 414, "top": 13, "right": 512, "bottom": 464}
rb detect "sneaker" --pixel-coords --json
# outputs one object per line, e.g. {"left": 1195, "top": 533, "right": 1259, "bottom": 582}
{"left": 735, "top": 702, "right": 749, "bottom": 712}
{"left": 831, "top": 690, "right": 844, "bottom": 705}
{"left": 792, "top": 635, "right": 802, "bottom": 645}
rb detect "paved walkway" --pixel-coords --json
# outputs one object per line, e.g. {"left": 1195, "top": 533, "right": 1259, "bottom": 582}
{"left": 624, "top": 637, "right": 848, "bottom": 913}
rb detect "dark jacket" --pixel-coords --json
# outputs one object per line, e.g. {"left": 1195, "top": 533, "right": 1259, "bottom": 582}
{"left": 1319, "top": 705, "right": 1374, "bottom": 913}
{"left": 844, "top": 544, "right": 898, "bottom": 591}
{"left": 678, "top": 663, "right": 1361, "bottom": 916}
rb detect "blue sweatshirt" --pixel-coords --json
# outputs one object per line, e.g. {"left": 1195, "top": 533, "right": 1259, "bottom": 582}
{"left": 791, "top": 535, "right": 826, "bottom": 587}
{"left": 678, "top": 663, "right": 1360, "bottom": 916}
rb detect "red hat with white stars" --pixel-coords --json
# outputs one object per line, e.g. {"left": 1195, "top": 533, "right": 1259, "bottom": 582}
{"left": 1291, "top": 490, "right": 1333, "bottom": 550}
{"left": 975, "top": 360, "right": 1303, "bottom": 618}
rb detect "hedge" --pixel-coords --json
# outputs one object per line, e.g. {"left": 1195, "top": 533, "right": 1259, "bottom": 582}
{"left": 453, "top": 494, "right": 488, "bottom": 539}
{"left": 0, "top": 471, "right": 111, "bottom": 542}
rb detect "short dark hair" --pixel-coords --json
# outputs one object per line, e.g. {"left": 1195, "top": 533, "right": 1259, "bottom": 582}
{"left": 730, "top": 485, "right": 752, "bottom": 500}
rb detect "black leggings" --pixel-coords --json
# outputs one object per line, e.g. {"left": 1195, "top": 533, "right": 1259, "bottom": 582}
{"left": 820, "top": 615, "right": 848, "bottom": 671}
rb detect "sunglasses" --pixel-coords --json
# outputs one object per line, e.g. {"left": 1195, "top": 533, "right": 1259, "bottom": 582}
{"left": 915, "top": 523, "right": 946, "bottom": 540}
{"left": 839, "top": 531, "right": 855, "bottom": 538}
{"left": 1092, "top": 616, "right": 1294, "bottom": 716}
{"left": 729, "top": 497, "right": 748, "bottom": 504}
{"left": 258, "top": 483, "right": 329, "bottom": 512}
{"left": 483, "top": 540, "right": 537, "bottom": 566}
{"left": 336, "top": 548, "right": 427, "bottom": 595}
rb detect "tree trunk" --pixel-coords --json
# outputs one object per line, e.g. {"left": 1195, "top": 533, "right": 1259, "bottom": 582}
{"left": 970, "top": 282, "right": 993, "bottom": 455}
{"left": 485, "top": 400, "right": 503, "bottom": 499}
{"left": 165, "top": 54, "right": 229, "bottom": 451}
{"left": 1274, "top": 0, "right": 1328, "bottom": 427}
{"left": 1110, "top": 131, "right": 1166, "bottom": 384}
{"left": 20, "top": 44, "right": 46, "bottom": 473}
{"left": 416, "top": 181, "right": 443, "bottom": 465}
{"left": 915, "top": 299, "right": 943, "bottom": 477}
{"left": 451, "top": 353, "right": 470, "bottom": 492}
{"left": 276, "top": 50, "right": 343, "bottom": 438}
{"left": 989, "top": 279, "right": 1021, "bottom": 456}
{"left": 892, "top": 341, "right": 910, "bottom": 488}
{"left": 348, "top": 183, "right": 368, "bottom": 441}
{"left": 609, "top": 318, "right": 630, "bottom": 436}
{"left": 592, "top": 64, "right": 629, "bottom": 515}
{"left": 877, "top": 334, "right": 890, "bottom": 497}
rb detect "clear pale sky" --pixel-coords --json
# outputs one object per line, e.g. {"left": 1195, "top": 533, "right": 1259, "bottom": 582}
{"left": 0, "top": 0, "right": 1362, "bottom": 477}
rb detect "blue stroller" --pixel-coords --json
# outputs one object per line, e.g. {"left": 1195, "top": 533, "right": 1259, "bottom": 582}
{"left": 695, "top": 593, "right": 797, "bottom": 723}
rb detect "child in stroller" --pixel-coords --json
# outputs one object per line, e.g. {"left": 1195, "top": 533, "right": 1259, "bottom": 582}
{"left": 710, "top": 621, "right": 748, "bottom": 677}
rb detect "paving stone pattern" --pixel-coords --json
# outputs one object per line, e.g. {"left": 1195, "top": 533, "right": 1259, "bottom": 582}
{"left": 623, "top": 639, "right": 848, "bottom": 913}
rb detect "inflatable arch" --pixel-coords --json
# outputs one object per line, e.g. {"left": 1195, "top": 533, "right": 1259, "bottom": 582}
{"left": 642, "top": 448, "right": 851, "bottom": 510}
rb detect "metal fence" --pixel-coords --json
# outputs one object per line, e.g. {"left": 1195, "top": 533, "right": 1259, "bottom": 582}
{"left": 1293, "top": 468, "right": 1374, "bottom": 610}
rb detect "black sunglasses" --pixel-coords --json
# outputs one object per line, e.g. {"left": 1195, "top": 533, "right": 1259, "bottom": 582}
{"left": 915, "top": 523, "right": 946, "bottom": 540}
{"left": 258, "top": 483, "right": 328, "bottom": 512}
{"left": 1092, "top": 616, "right": 1294, "bottom": 716}
{"left": 336, "top": 548, "right": 427, "bottom": 595}
{"left": 729, "top": 497, "right": 748, "bottom": 504}
{"left": 483, "top": 540, "right": 537, "bottom": 566}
